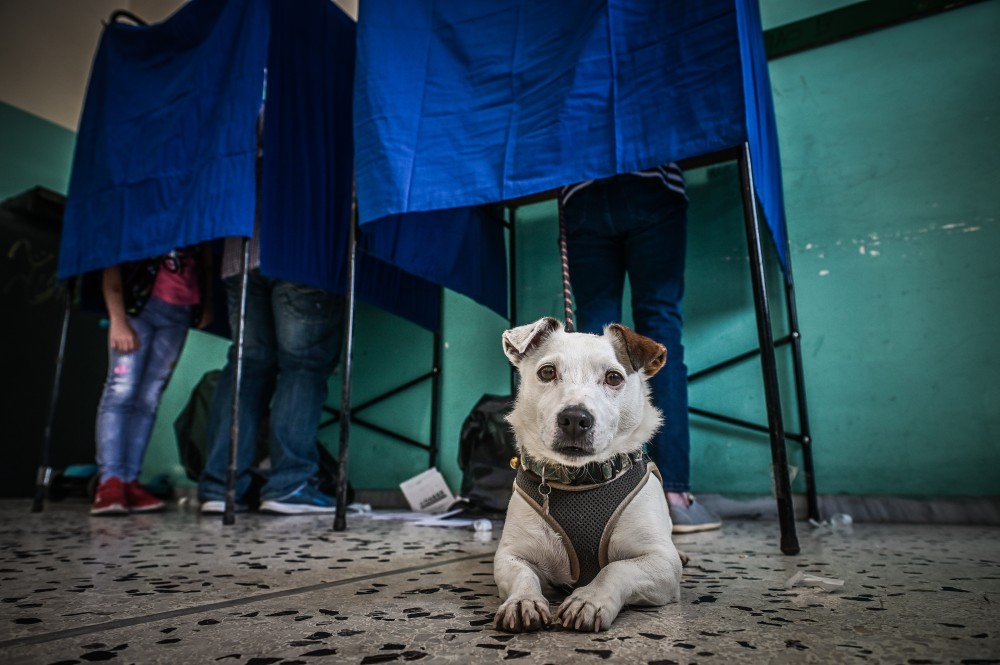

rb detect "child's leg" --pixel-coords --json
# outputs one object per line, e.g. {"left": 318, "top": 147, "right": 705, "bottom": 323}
{"left": 95, "top": 318, "right": 154, "bottom": 483}
{"left": 121, "top": 297, "right": 190, "bottom": 482}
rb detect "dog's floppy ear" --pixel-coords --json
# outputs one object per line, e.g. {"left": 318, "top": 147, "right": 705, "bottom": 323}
{"left": 502, "top": 317, "right": 562, "bottom": 365}
{"left": 607, "top": 324, "right": 667, "bottom": 377}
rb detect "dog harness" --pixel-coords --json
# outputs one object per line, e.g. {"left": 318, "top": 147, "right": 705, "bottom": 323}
{"left": 513, "top": 451, "right": 661, "bottom": 588}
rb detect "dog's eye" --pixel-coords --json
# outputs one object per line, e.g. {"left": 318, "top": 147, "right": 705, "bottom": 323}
{"left": 605, "top": 370, "right": 625, "bottom": 387}
{"left": 537, "top": 364, "right": 557, "bottom": 382}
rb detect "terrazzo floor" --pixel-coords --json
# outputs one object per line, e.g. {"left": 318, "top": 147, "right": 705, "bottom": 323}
{"left": 1, "top": 499, "right": 998, "bottom": 664}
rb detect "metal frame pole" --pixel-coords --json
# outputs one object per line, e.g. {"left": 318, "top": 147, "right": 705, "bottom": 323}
{"left": 428, "top": 287, "right": 443, "bottom": 469}
{"left": 782, "top": 253, "right": 820, "bottom": 522}
{"left": 508, "top": 205, "right": 518, "bottom": 394}
{"left": 223, "top": 238, "right": 251, "bottom": 525}
{"left": 32, "top": 278, "right": 74, "bottom": 513}
{"left": 334, "top": 203, "right": 359, "bottom": 532}
{"left": 737, "top": 142, "right": 800, "bottom": 555}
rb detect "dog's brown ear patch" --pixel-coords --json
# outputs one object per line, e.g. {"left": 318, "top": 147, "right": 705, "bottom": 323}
{"left": 502, "top": 317, "right": 562, "bottom": 365}
{"left": 607, "top": 324, "right": 666, "bottom": 377}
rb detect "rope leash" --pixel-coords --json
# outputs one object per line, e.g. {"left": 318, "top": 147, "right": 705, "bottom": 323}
{"left": 557, "top": 197, "right": 575, "bottom": 332}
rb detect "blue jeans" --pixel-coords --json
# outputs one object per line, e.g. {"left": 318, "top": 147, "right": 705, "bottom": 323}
{"left": 564, "top": 175, "right": 690, "bottom": 491}
{"left": 96, "top": 295, "right": 191, "bottom": 483}
{"left": 198, "top": 271, "right": 343, "bottom": 502}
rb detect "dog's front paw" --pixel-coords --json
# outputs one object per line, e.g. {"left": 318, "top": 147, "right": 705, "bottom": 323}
{"left": 493, "top": 596, "right": 551, "bottom": 632}
{"left": 555, "top": 588, "right": 619, "bottom": 632}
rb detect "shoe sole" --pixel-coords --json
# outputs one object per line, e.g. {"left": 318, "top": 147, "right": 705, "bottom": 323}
{"left": 130, "top": 503, "right": 165, "bottom": 513}
{"left": 672, "top": 521, "right": 722, "bottom": 534}
{"left": 200, "top": 501, "right": 249, "bottom": 515}
{"left": 259, "top": 501, "right": 336, "bottom": 515}
{"left": 91, "top": 504, "right": 128, "bottom": 516}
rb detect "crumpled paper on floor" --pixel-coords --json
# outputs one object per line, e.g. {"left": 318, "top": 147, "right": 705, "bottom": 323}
{"left": 785, "top": 570, "right": 845, "bottom": 592}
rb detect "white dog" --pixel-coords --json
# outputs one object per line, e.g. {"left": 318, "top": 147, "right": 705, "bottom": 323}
{"left": 493, "top": 317, "right": 684, "bottom": 633}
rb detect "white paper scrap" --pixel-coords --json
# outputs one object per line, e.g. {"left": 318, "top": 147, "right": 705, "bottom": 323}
{"left": 399, "top": 467, "right": 456, "bottom": 513}
{"left": 785, "top": 570, "right": 845, "bottom": 592}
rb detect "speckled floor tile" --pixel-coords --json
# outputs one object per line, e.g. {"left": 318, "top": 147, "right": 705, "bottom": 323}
{"left": 0, "top": 502, "right": 494, "bottom": 641}
{"left": 1, "top": 500, "right": 998, "bottom": 664}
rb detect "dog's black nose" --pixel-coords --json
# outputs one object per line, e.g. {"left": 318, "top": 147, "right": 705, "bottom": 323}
{"left": 557, "top": 406, "right": 593, "bottom": 438}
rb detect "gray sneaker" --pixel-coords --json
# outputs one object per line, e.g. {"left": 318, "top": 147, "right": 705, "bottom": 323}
{"left": 669, "top": 498, "right": 722, "bottom": 533}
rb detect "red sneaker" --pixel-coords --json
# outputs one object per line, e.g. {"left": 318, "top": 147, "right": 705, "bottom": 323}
{"left": 125, "top": 480, "right": 166, "bottom": 512}
{"left": 91, "top": 477, "right": 128, "bottom": 516}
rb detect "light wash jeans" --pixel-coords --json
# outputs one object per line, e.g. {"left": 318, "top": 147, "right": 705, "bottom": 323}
{"left": 95, "top": 295, "right": 191, "bottom": 483}
{"left": 198, "top": 271, "right": 343, "bottom": 503}
{"left": 564, "top": 175, "right": 691, "bottom": 492}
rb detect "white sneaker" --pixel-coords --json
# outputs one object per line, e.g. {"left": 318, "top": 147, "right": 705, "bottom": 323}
{"left": 200, "top": 500, "right": 249, "bottom": 515}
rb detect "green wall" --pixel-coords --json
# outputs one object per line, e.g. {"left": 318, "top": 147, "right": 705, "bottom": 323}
{"left": 763, "top": 1, "right": 1000, "bottom": 495}
{"left": 0, "top": 103, "right": 74, "bottom": 200}
{"left": 3, "top": 1, "right": 998, "bottom": 500}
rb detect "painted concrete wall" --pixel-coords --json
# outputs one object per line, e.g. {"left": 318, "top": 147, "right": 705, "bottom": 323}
{"left": 1, "top": 2, "right": 997, "bottom": 500}
{"left": 763, "top": 2, "right": 1000, "bottom": 496}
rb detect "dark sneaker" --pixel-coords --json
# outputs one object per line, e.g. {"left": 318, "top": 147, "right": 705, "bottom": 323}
{"left": 125, "top": 480, "right": 165, "bottom": 512}
{"left": 200, "top": 500, "right": 249, "bottom": 515}
{"left": 669, "top": 497, "right": 722, "bottom": 533}
{"left": 260, "top": 484, "right": 337, "bottom": 515}
{"left": 91, "top": 477, "right": 128, "bottom": 516}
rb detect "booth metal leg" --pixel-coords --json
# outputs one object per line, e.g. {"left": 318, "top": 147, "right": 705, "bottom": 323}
{"left": 783, "top": 261, "right": 820, "bottom": 523}
{"left": 334, "top": 205, "right": 359, "bottom": 532}
{"left": 32, "top": 281, "right": 73, "bottom": 513}
{"left": 737, "top": 143, "right": 800, "bottom": 555}
{"left": 428, "top": 288, "right": 444, "bottom": 469}
{"left": 315, "top": 293, "right": 441, "bottom": 463}
{"left": 223, "top": 238, "right": 251, "bottom": 525}
{"left": 507, "top": 206, "right": 519, "bottom": 393}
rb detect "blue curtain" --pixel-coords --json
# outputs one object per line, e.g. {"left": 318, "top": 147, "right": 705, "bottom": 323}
{"left": 262, "top": 0, "right": 441, "bottom": 329}
{"left": 59, "top": 0, "right": 268, "bottom": 278}
{"left": 59, "top": 0, "right": 442, "bottom": 331}
{"left": 60, "top": 0, "right": 785, "bottom": 330}
{"left": 737, "top": 0, "right": 787, "bottom": 266}
{"left": 359, "top": 207, "right": 507, "bottom": 318}
{"left": 354, "top": 0, "right": 788, "bottom": 278}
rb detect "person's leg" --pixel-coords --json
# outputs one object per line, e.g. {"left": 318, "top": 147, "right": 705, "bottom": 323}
{"left": 618, "top": 177, "right": 720, "bottom": 532}
{"left": 563, "top": 181, "right": 627, "bottom": 335}
{"left": 121, "top": 296, "right": 191, "bottom": 483}
{"left": 111, "top": 297, "right": 190, "bottom": 512}
{"left": 198, "top": 272, "right": 277, "bottom": 507}
{"left": 92, "top": 308, "right": 155, "bottom": 514}
{"left": 617, "top": 179, "right": 690, "bottom": 494}
{"left": 258, "top": 281, "right": 343, "bottom": 513}
{"left": 95, "top": 313, "right": 155, "bottom": 483}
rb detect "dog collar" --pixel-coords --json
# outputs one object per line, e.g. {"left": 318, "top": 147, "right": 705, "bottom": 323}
{"left": 511, "top": 450, "right": 647, "bottom": 487}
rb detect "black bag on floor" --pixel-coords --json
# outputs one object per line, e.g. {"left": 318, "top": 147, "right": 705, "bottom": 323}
{"left": 458, "top": 394, "right": 517, "bottom": 514}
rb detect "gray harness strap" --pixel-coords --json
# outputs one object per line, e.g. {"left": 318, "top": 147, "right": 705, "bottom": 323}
{"left": 514, "top": 454, "right": 656, "bottom": 587}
